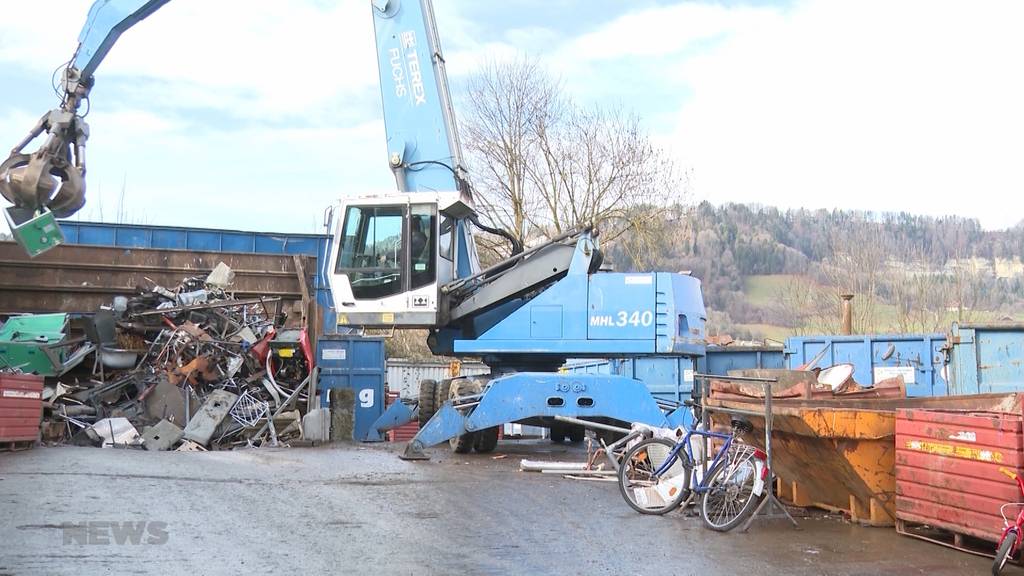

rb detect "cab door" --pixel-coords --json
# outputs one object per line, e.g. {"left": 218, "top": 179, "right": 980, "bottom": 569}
{"left": 330, "top": 198, "right": 440, "bottom": 327}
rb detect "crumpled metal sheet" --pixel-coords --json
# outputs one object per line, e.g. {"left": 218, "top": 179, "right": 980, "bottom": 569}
{"left": 90, "top": 418, "right": 142, "bottom": 448}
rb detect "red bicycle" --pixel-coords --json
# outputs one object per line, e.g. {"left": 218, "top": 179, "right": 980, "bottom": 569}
{"left": 993, "top": 467, "right": 1024, "bottom": 575}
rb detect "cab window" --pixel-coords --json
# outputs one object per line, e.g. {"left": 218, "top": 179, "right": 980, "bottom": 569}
{"left": 336, "top": 205, "right": 404, "bottom": 300}
{"left": 410, "top": 204, "right": 436, "bottom": 290}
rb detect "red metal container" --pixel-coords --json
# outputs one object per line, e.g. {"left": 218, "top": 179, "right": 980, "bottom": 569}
{"left": 388, "top": 421, "right": 420, "bottom": 442}
{"left": 895, "top": 409, "right": 1024, "bottom": 543}
{"left": 384, "top": 391, "right": 419, "bottom": 442}
{"left": 0, "top": 373, "right": 44, "bottom": 449}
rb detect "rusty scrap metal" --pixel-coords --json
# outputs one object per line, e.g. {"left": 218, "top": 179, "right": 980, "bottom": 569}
{"left": 28, "top": 262, "right": 314, "bottom": 451}
{"left": 129, "top": 297, "right": 282, "bottom": 318}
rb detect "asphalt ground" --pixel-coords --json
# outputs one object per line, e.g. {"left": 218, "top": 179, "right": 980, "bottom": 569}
{"left": 0, "top": 440, "right": 1010, "bottom": 575}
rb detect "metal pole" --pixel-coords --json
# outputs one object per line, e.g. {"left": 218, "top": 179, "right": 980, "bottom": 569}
{"left": 552, "top": 415, "right": 630, "bottom": 434}
{"left": 305, "top": 365, "right": 319, "bottom": 414}
{"left": 764, "top": 379, "right": 773, "bottom": 478}
{"left": 692, "top": 373, "right": 776, "bottom": 384}
{"left": 700, "top": 373, "right": 710, "bottom": 482}
{"left": 738, "top": 378, "right": 799, "bottom": 532}
{"left": 840, "top": 294, "right": 854, "bottom": 335}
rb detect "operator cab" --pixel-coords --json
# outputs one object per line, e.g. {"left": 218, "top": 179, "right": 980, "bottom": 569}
{"left": 329, "top": 191, "right": 479, "bottom": 327}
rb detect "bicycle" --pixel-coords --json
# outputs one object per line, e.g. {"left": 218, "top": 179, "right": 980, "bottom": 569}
{"left": 617, "top": 416, "right": 768, "bottom": 532}
{"left": 993, "top": 466, "right": 1024, "bottom": 575}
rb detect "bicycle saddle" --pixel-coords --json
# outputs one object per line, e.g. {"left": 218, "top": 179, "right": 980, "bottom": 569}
{"left": 730, "top": 418, "right": 754, "bottom": 434}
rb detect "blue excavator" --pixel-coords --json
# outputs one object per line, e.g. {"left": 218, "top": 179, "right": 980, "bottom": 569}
{"left": 0, "top": 0, "right": 707, "bottom": 459}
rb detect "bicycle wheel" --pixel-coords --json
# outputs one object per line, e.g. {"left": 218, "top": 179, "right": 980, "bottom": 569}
{"left": 618, "top": 438, "right": 691, "bottom": 515}
{"left": 993, "top": 529, "right": 1016, "bottom": 575}
{"left": 700, "top": 444, "right": 762, "bottom": 532}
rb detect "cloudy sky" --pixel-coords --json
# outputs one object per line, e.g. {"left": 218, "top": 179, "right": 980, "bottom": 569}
{"left": 1, "top": 0, "right": 1022, "bottom": 234}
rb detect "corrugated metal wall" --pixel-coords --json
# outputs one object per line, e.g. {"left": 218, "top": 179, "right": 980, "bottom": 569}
{"left": 55, "top": 221, "right": 338, "bottom": 328}
{"left": 0, "top": 241, "right": 313, "bottom": 316}
{"left": 385, "top": 359, "right": 489, "bottom": 398}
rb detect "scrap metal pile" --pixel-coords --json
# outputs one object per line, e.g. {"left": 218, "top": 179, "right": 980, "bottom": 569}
{"left": 33, "top": 263, "right": 317, "bottom": 451}
{"left": 708, "top": 363, "right": 908, "bottom": 402}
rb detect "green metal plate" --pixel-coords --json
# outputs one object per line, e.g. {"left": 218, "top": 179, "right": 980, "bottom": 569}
{"left": 0, "top": 313, "right": 68, "bottom": 374}
{"left": 4, "top": 206, "right": 65, "bottom": 257}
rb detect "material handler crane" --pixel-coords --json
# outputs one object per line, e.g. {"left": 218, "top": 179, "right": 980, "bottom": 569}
{"left": 0, "top": 0, "right": 707, "bottom": 459}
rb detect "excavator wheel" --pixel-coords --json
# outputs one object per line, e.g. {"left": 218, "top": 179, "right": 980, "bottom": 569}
{"left": 417, "top": 379, "right": 438, "bottom": 427}
{"left": 447, "top": 378, "right": 482, "bottom": 453}
{"left": 474, "top": 426, "right": 499, "bottom": 453}
{"left": 549, "top": 423, "right": 568, "bottom": 443}
{"left": 435, "top": 378, "right": 449, "bottom": 413}
{"left": 451, "top": 431, "right": 477, "bottom": 453}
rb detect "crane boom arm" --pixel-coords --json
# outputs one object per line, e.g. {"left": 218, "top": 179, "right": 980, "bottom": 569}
{"left": 371, "top": 0, "right": 470, "bottom": 197}
{"left": 3, "top": 0, "right": 476, "bottom": 258}
{"left": 74, "top": 0, "right": 171, "bottom": 80}
{"left": 0, "top": 0, "right": 169, "bottom": 230}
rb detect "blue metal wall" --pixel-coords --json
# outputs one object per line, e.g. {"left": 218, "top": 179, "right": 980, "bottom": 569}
{"left": 567, "top": 333, "right": 952, "bottom": 400}
{"left": 699, "top": 346, "right": 785, "bottom": 377}
{"left": 62, "top": 221, "right": 329, "bottom": 256}
{"left": 564, "top": 345, "right": 785, "bottom": 404}
{"left": 785, "top": 334, "right": 947, "bottom": 397}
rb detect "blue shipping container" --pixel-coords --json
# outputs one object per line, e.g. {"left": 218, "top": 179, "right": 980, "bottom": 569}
{"left": 784, "top": 334, "right": 947, "bottom": 397}
{"left": 698, "top": 346, "right": 785, "bottom": 379}
{"left": 60, "top": 221, "right": 337, "bottom": 326}
{"left": 316, "top": 335, "right": 386, "bottom": 441}
{"left": 945, "top": 323, "right": 1024, "bottom": 395}
{"left": 565, "top": 345, "right": 785, "bottom": 403}
{"left": 568, "top": 333, "right": 950, "bottom": 401}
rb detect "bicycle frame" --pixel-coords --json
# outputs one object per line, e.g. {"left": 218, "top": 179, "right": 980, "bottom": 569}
{"left": 652, "top": 427, "right": 735, "bottom": 493}
{"left": 997, "top": 467, "right": 1024, "bottom": 557}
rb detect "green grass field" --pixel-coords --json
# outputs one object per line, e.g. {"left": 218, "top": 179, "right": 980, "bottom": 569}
{"left": 741, "top": 275, "right": 795, "bottom": 308}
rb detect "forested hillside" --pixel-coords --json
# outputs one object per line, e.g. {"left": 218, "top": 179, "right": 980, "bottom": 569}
{"left": 606, "top": 202, "right": 1024, "bottom": 339}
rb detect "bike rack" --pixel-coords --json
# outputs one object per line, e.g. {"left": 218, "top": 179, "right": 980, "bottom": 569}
{"left": 695, "top": 373, "right": 799, "bottom": 532}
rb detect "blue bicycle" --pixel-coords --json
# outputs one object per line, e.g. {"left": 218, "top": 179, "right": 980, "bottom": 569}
{"left": 617, "top": 416, "right": 768, "bottom": 532}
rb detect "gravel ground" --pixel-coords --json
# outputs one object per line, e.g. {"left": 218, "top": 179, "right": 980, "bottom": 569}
{"left": 0, "top": 440, "right": 1005, "bottom": 575}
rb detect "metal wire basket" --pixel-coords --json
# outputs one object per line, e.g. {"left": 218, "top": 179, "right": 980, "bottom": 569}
{"left": 229, "top": 389, "right": 269, "bottom": 428}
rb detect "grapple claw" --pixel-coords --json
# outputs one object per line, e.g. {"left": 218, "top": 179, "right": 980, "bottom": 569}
{"left": 0, "top": 151, "right": 85, "bottom": 217}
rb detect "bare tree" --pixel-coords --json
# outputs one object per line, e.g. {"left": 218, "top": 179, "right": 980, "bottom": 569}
{"left": 891, "top": 258, "right": 947, "bottom": 333}
{"left": 951, "top": 257, "right": 984, "bottom": 324}
{"left": 773, "top": 275, "right": 817, "bottom": 335}
{"left": 774, "top": 221, "right": 888, "bottom": 334}
{"left": 461, "top": 57, "right": 559, "bottom": 254}
{"left": 461, "top": 57, "right": 684, "bottom": 257}
{"left": 384, "top": 329, "right": 435, "bottom": 361}
{"left": 527, "top": 106, "right": 683, "bottom": 243}
{"left": 615, "top": 201, "right": 693, "bottom": 271}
